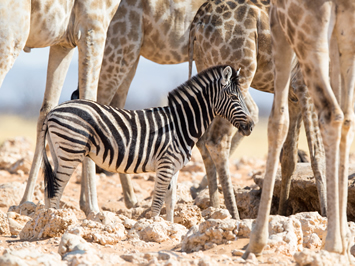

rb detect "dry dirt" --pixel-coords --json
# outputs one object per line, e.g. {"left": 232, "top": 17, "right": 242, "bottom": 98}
{"left": 0, "top": 137, "right": 353, "bottom": 265}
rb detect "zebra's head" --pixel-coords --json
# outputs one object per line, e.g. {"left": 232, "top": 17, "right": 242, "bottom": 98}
{"left": 215, "top": 66, "right": 254, "bottom": 136}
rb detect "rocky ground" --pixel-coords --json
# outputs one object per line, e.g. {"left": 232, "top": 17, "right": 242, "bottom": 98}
{"left": 0, "top": 137, "right": 355, "bottom": 265}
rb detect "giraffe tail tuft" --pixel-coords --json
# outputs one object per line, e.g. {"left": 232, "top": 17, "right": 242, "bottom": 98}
{"left": 188, "top": 2, "right": 210, "bottom": 79}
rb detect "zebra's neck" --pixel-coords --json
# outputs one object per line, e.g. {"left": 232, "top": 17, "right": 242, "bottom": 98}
{"left": 167, "top": 79, "right": 216, "bottom": 152}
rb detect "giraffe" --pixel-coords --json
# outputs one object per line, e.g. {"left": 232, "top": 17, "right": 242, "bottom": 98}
{"left": 243, "top": 0, "right": 355, "bottom": 260}
{"left": 187, "top": 0, "right": 327, "bottom": 218}
{"left": 1, "top": 0, "right": 123, "bottom": 215}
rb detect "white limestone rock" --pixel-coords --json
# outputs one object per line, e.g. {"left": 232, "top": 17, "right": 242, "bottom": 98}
{"left": 294, "top": 248, "right": 349, "bottom": 266}
{"left": 176, "top": 182, "right": 194, "bottom": 204}
{"left": 0, "top": 137, "right": 33, "bottom": 174}
{"left": 0, "top": 247, "right": 64, "bottom": 266}
{"left": 0, "top": 182, "right": 25, "bottom": 207}
{"left": 293, "top": 212, "right": 327, "bottom": 249}
{"left": 265, "top": 215, "right": 303, "bottom": 256}
{"left": 19, "top": 208, "right": 79, "bottom": 240}
{"left": 67, "top": 218, "right": 126, "bottom": 245}
{"left": 128, "top": 216, "right": 188, "bottom": 243}
{"left": 181, "top": 218, "right": 240, "bottom": 252}
{"left": 7, "top": 212, "right": 31, "bottom": 236}
{"left": 59, "top": 233, "right": 125, "bottom": 265}
{"left": 0, "top": 210, "right": 10, "bottom": 236}
{"left": 201, "top": 207, "right": 231, "bottom": 220}
{"left": 173, "top": 204, "right": 203, "bottom": 229}
{"left": 87, "top": 211, "right": 122, "bottom": 225}
{"left": 181, "top": 212, "right": 329, "bottom": 254}
{"left": 58, "top": 232, "right": 92, "bottom": 257}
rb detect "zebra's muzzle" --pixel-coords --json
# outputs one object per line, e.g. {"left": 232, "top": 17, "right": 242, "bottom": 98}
{"left": 237, "top": 117, "right": 254, "bottom": 136}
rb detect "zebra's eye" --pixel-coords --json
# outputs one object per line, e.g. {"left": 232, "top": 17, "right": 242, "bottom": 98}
{"left": 230, "top": 94, "right": 239, "bottom": 101}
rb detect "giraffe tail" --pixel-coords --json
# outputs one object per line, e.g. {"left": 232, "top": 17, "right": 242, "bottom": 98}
{"left": 188, "top": 1, "right": 210, "bottom": 79}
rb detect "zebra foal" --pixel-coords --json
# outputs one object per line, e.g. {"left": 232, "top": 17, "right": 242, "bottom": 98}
{"left": 41, "top": 65, "right": 254, "bottom": 221}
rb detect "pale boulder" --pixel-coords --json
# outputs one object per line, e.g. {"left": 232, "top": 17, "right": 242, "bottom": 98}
{"left": 0, "top": 248, "right": 64, "bottom": 266}
{"left": 58, "top": 232, "right": 92, "bottom": 257}
{"left": 173, "top": 204, "right": 203, "bottom": 229}
{"left": 0, "top": 137, "right": 33, "bottom": 174}
{"left": 128, "top": 216, "right": 188, "bottom": 243}
{"left": 294, "top": 248, "right": 349, "bottom": 266}
{"left": 0, "top": 182, "right": 25, "bottom": 207}
{"left": 67, "top": 218, "right": 126, "bottom": 245}
{"left": 7, "top": 212, "right": 31, "bottom": 236}
{"left": 20, "top": 208, "right": 79, "bottom": 240}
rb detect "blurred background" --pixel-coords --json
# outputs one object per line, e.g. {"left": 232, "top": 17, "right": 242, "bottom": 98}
{"left": 0, "top": 47, "right": 321, "bottom": 158}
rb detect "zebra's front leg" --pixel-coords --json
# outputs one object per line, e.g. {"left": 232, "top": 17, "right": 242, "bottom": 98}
{"left": 165, "top": 171, "right": 179, "bottom": 222}
{"left": 151, "top": 168, "right": 177, "bottom": 220}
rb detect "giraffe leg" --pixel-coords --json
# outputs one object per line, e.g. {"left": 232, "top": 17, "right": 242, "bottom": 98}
{"left": 165, "top": 171, "right": 179, "bottom": 222}
{"left": 334, "top": 8, "right": 355, "bottom": 257}
{"left": 76, "top": 4, "right": 132, "bottom": 214}
{"left": 243, "top": 6, "right": 293, "bottom": 258}
{"left": 205, "top": 119, "right": 239, "bottom": 219}
{"left": 296, "top": 84, "right": 327, "bottom": 216}
{"left": 21, "top": 45, "right": 75, "bottom": 204}
{"left": 86, "top": 6, "right": 143, "bottom": 210}
{"left": 289, "top": 1, "right": 344, "bottom": 253}
{"left": 338, "top": 99, "right": 355, "bottom": 259}
{"left": 278, "top": 99, "right": 302, "bottom": 216}
{"left": 196, "top": 136, "right": 219, "bottom": 208}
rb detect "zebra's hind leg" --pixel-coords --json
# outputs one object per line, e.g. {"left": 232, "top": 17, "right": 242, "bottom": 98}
{"left": 46, "top": 164, "right": 78, "bottom": 209}
{"left": 45, "top": 137, "right": 83, "bottom": 209}
{"left": 165, "top": 171, "right": 179, "bottom": 222}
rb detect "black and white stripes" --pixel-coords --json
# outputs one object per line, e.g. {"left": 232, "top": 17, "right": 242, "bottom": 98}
{"left": 41, "top": 65, "right": 254, "bottom": 221}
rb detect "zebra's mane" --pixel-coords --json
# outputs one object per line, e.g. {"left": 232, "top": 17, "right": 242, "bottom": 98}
{"left": 167, "top": 65, "right": 239, "bottom": 104}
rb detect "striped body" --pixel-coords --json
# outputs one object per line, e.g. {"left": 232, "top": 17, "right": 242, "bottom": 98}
{"left": 42, "top": 65, "right": 254, "bottom": 220}
{"left": 48, "top": 103, "right": 177, "bottom": 175}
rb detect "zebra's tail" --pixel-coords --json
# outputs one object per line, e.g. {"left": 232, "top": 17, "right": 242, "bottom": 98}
{"left": 188, "top": 1, "right": 209, "bottom": 79}
{"left": 41, "top": 117, "right": 57, "bottom": 199}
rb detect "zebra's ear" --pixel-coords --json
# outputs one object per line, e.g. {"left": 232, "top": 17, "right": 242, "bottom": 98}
{"left": 222, "top": 66, "right": 232, "bottom": 85}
